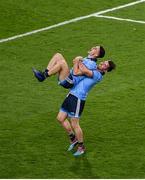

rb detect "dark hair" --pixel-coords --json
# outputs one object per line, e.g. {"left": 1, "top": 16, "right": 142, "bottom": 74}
{"left": 107, "top": 60, "right": 116, "bottom": 72}
{"left": 98, "top": 46, "right": 105, "bottom": 58}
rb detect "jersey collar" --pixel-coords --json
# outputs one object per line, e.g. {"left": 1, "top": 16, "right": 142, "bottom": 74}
{"left": 87, "top": 56, "right": 97, "bottom": 62}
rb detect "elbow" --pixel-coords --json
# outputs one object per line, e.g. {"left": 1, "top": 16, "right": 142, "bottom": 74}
{"left": 73, "top": 70, "right": 78, "bottom": 75}
{"left": 86, "top": 71, "right": 93, "bottom": 77}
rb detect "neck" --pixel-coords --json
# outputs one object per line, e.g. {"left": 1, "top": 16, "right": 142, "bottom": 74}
{"left": 87, "top": 55, "right": 97, "bottom": 61}
{"left": 97, "top": 68, "right": 105, "bottom": 75}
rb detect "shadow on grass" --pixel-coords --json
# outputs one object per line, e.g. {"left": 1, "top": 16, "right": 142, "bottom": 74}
{"left": 69, "top": 154, "right": 100, "bottom": 178}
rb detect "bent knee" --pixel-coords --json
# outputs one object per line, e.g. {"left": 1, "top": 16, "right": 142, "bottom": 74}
{"left": 54, "top": 53, "right": 64, "bottom": 60}
{"left": 57, "top": 114, "right": 64, "bottom": 123}
{"left": 59, "top": 60, "right": 66, "bottom": 67}
{"left": 56, "top": 114, "right": 61, "bottom": 122}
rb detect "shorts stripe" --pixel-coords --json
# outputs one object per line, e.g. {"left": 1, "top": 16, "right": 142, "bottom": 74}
{"left": 60, "top": 93, "right": 85, "bottom": 118}
{"left": 75, "top": 99, "right": 81, "bottom": 117}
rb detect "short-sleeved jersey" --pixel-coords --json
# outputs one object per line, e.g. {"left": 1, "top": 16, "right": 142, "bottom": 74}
{"left": 82, "top": 57, "right": 97, "bottom": 70}
{"left": 70, "top": 69, "right": 103, "bottom": 100}
{"left": 71, "top": 57, "right": 97, "bottom": 85}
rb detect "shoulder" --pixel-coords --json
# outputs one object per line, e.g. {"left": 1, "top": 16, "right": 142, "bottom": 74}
{"left": 92, "top": 70, "right": 103, "bottom": 81}
{"left": 83, "top": 58, "right": 97, "bottom": 70}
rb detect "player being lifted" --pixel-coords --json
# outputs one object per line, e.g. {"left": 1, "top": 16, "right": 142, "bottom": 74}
{"left": 32, "top": 46, "right": 116, "bottom": 156}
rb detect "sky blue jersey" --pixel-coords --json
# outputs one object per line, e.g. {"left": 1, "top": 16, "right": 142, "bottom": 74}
{"left": 70, "top": 69, "right": 103, "bottom": 100}
{"left": 71, "top": 57, "right": 97, "bottom": 85}
{"left": 82, "top": 57, "right": 97, "bottom": 70}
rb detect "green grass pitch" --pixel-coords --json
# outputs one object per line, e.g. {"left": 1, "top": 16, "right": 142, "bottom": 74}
{"left": 0, "top": 0, "right": 145, "bottom": 178}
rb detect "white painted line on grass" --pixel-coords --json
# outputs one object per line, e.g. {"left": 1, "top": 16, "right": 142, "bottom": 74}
{"left": 93, "top": 0, "right": 145, "bottom": 16}
{"left": 95, "top": 15, "right": 145, "bottom": 24}
{"left": 0, "top": 0, "right": 145, "bottom": 44}
{"left": 0, "top": 15, "right": 93, "bottom": 44}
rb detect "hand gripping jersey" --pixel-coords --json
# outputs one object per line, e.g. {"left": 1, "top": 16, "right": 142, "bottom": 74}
{"left": 59, "top": 57, "right": 98, "bottom": 89}
{"left": 71, "top": 57, "right": 97, "bottom": 85}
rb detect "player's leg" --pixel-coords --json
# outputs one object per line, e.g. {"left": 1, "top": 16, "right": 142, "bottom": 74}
{"left": 47, "top": 53, "right": 70, "bottom": 81}
{"left": 57, "top": 111, "right": 73, "bottom": 134}
{"left": 70, "top": 118, "right": 85, "bottom": 156}
{"left": 70, "top": 118, "right": 83, "bottom": 143}
{"left": 57, "top": 111, "right": 77, "bottom": 147}
{"left": 32, "top": 53, "right": 69, "bottom": 82}
{"left": 47, "top": 53, "right": 65, "bottom": 70}
{"left": 69, "top": 96, "right": 85, "bottom": 155}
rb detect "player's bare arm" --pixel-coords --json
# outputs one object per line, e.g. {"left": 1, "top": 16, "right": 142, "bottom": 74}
{"left": 78, "top": 62, "right": 93, "bottom": 77}
{"left": 73, "top": 56, "right": 84, "bottom": 76}
{"left": 73, "top": 56, "right": 83, "bottom": 64}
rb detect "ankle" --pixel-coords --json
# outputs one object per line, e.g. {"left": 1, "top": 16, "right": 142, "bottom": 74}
{"left": 78, "top": 142, "right": 84, "bottom": 148}
{"left": 43, "top": 69, "right": 49, "bottom": 78}
{"left": 69, "top": 133, "right": 76, "bottom": 142}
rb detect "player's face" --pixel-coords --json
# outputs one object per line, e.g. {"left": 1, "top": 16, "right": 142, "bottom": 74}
{"left": 88, "top": 46, "right": 100, "bottom": 57}
{"left": 98, "top": 61, "right": 110, "bottom": 71}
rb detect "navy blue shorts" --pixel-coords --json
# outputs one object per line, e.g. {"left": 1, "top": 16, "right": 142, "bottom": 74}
{"left": 60, "top": 93, "right": 85, "bottom": 118}
{"left": 58, "top": 74, "right": 74, "bottom": 89}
